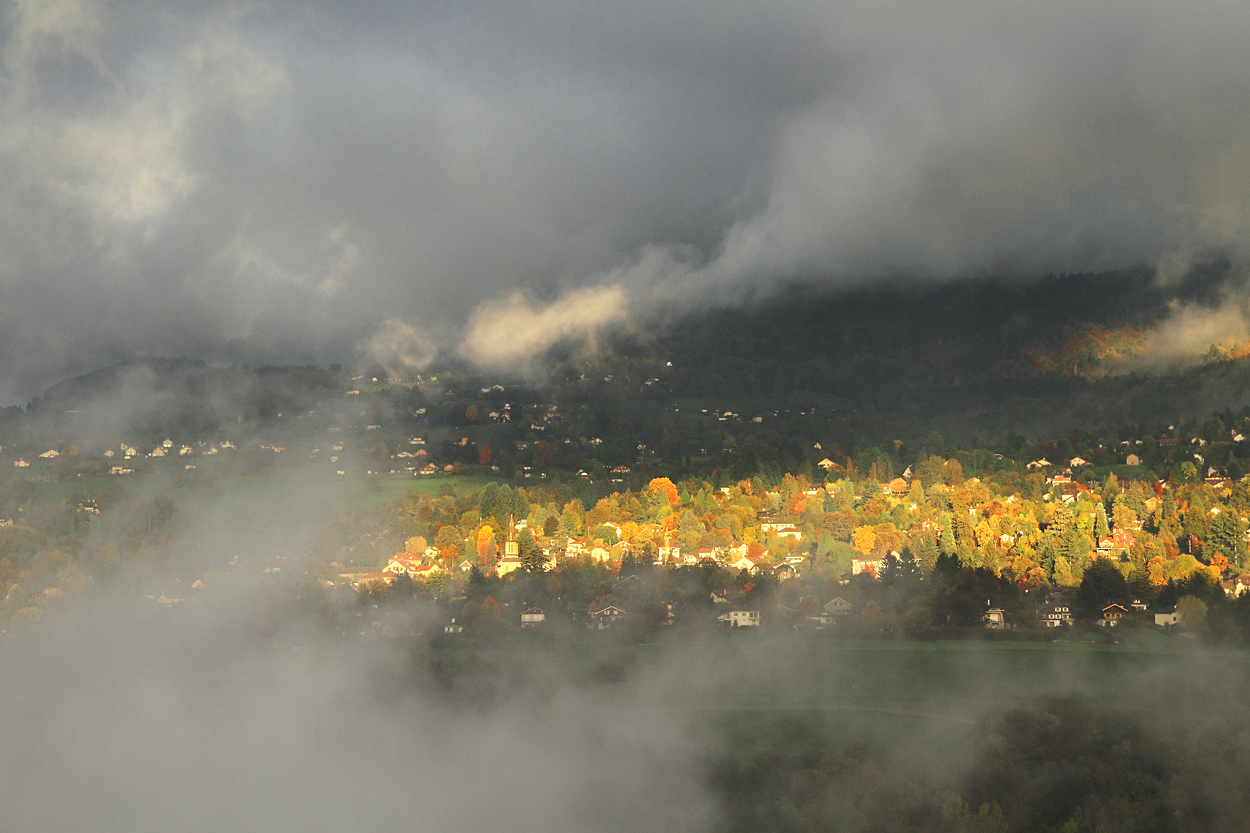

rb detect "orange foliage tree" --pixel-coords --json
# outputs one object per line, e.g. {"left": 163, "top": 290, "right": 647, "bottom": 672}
{"left": 648, "top": 477, "right": 680, "bottom": 506}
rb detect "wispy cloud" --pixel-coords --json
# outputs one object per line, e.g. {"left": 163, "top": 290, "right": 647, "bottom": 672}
{"left": 459, "top": 285, "right": 628, "bottom": 367}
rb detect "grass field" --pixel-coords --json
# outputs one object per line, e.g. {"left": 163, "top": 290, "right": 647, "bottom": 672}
{"left": 423, "top": 633, "right": 1250, "bottom": 732}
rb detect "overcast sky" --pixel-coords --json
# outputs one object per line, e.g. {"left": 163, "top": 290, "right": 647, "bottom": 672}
{"left": 1, "top": 0, "right": 1249, "bottom": 400}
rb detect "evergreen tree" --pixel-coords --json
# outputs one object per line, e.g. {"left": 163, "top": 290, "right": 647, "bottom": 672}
{"left": 940, "top": 514, "right": 956, "bottom": 556}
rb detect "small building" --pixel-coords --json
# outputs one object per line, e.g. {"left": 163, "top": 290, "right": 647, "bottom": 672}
{"left": 1099, "top": 603, "right": 1129, "bottom": 627}
{"left": 823, "top": 597, "right": 853, "bottom": 618}
{"left": 589, "top": 604, "right": 626, "bottom": 630}
{"left": 851, "top": 557, "right": 883, "bottom": 578}
{"left": 520, "top": 608, "right": 545, "bottom": 627}
{"left": 774, "top": 526, "right": 803, "bottom": 541}
{"left": 718, "top": 610, "right": 760, "bottom": 627}
{"left": 984, "top": 608, "right": 1007, "bottom": 629}
{"left": 1221, "top": 575, "right": 1250, "bottom": 598}
{"left": 1042, "top": 603, "right": 1073, "bottom": 627}
{"left": 1155, "top": 607, "right": 1180, "bottom": 627}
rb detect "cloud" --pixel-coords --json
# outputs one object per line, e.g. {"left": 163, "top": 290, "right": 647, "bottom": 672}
{"left": 0, "top": 0, "right": 1248, "bottom": 395}
{"left": 363, "top": 318, "right": 437, "bottom": 375}
{"left": 460, "top": 285, "right": 628, "bottom": 367}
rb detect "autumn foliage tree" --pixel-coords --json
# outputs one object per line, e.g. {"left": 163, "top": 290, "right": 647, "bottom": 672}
{"left": 477, "top": 525, "right": 497, "bottom": 571}
{"left": 648, "top": 477, "right": 680, "bottom": 506}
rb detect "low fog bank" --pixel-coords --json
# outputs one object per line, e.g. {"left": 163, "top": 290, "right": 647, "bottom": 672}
{"left": 6, "top": 567, "right": 1250, "bottom": 831}
{"left": 0, "top": 579, "right": 717, "bottom": 833}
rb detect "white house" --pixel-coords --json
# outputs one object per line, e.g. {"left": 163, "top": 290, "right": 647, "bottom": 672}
{"left": 718, "top": 610, "right": 760, "bottom": 627}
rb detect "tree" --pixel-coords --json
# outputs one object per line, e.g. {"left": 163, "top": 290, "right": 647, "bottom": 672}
{"left": 939, "top": 515, "right": 956, "bottom": 556}
{"left": 1076, "top": 558, "right": 1128, "bottom": 617}
{"left": 852, "top": 525, "right": 876, "bottom": 556}
{"left": 1095, "top": 504, "right": 1110, "bottom": 538}
{"left": 477, "top": 526, "right": 497, "bottom": 571}
{"left": 518, "top": 528, "right": 545, "bottom": 572}
{"left": 1176, "top": 595, "right": 1208, "bottom": 629}
{"left": 480, "top": 444, "right": 492, "bottom": 465}
{"left": 648, "top": 477, "right": 680, "bottom": 506}
{"left": 465, "top": 405, "right": 478, "bottom": 422}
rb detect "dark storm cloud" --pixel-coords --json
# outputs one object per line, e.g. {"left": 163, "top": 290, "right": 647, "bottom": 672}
{"left": 1, "top": 0, "right": 1249, "bottom": 392}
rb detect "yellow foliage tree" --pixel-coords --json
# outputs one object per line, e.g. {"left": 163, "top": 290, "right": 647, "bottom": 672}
{"left": 852, "top": 525, "right": 876, "bottom": 556}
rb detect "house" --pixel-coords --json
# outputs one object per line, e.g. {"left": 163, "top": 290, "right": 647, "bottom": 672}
{"left": 851, "top": 556, "right": 884, "bottom": 578}
{"left": 1099, "top": 603, "right": 1129, "bottom": 627}
{"left": 1069, "top": 456, "right": 1089, "bottom": 467}
{"left": 695, "top": 546, "right": 722, "bottom": 563}
{"left": 656, "top": 545, "right": 681, "bottom": 564}
{"left": 444, "top": 618, "right": 464, "bottom": 634}
{"left": 520, "top": 608, "right": 545, "bottom": 627}
{"left": 823, "top": 597, "right": 854, "bottom": 617}
{"left": 383, "top": 556, "right": 420, "bottom": 575}
{"left": 1155, "top": 607, "right": 1180, "bottom": 627}
{"left": 589, "top": 604, "right": 626, "bottom": 630}
{"left": 718, "top": 610, "right": 760, "bottom": 627}
{"left": 773, "top": 563, "right": 796, "bottom": 581}
{"left": 1126, "top": 454, "right": 1141, "bottom": 466}
{"left": 1042, "top": 603, "right": 1073, "bottom": 627}
{"left": 984, "top": 608, "right": 1007, "bottom": 629}
{"left": 774, "top": 526, "right": 803, "bottom": 541}
{"left": 354, "top": 572, "right": 396, "bottom": 590}
{"left": 729, "top": 554, "right": 761, "bottom": 573}
{"left": 1221, "top": 575, "right": 1250, "bottom": 598}
{"left": 12, "top": 459, "right": 28, "bottom": 467}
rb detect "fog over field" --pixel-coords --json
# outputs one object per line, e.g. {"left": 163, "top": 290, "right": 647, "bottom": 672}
{"left": 6, "top": 561, "right": 1250, "bottom": 831}
{"left": 1, "top": 0, "right": 1249, "bottom": 397}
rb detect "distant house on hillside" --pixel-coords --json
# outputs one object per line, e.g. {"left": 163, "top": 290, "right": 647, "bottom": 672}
{"left": 589, "top": 604, "right": 626, "bottom": 630}
{"left": 823, "top": 598, "right": 853, "bottom": 617}
{"left": 718, "top": 610, "right": 760, "bottom": 627}
{"left": 1042, "top": 603, "right": 1073, "bottom": 627}
{"left": 1099, "top": 603, "right": 1129, "bottom": 627}
{"left": 851, "top": 556, "right": 883, "bottom": 578}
